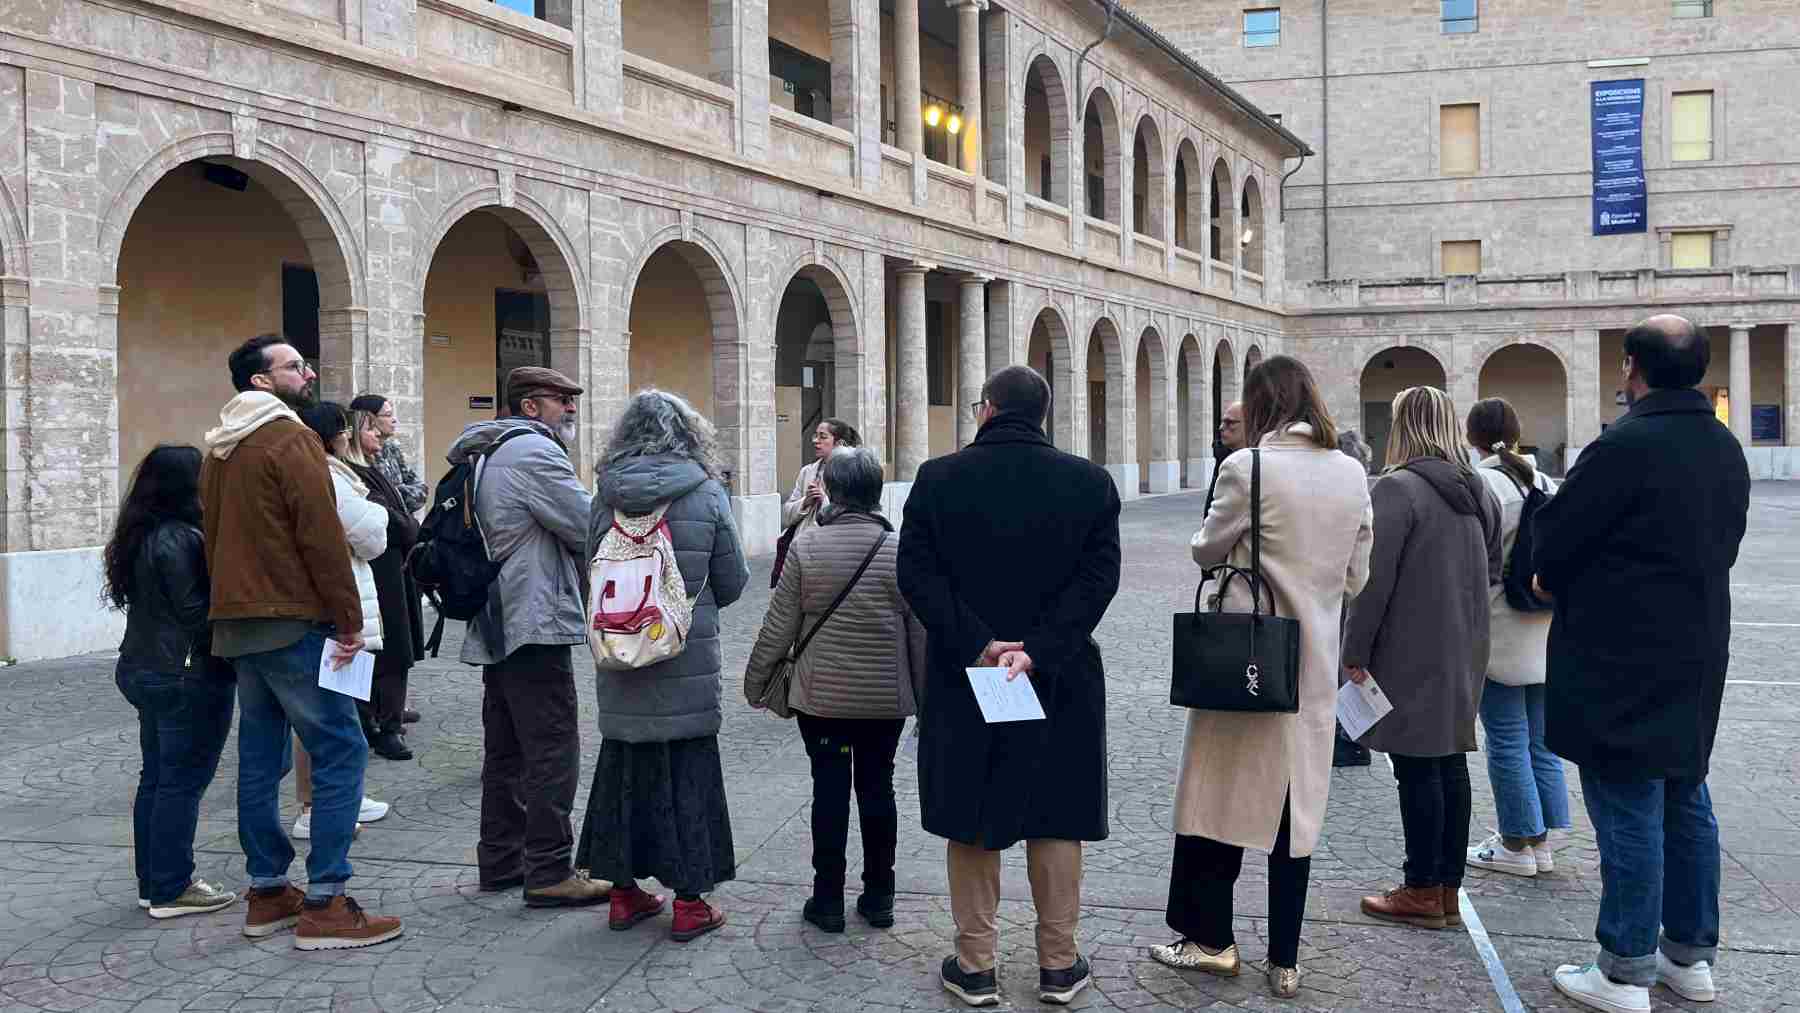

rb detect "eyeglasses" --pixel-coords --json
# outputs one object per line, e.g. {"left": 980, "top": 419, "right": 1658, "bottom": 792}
{"left": 970, "top": 400, "right": 987, "bottom": 413}
{"left": 263, "top": 359, "right": 312, "bottom": 378}
{"left": 1221, "top": 419, "right": 1244, "bottom": 429}
{"left": 533, "top": 394, "right": 578, "bottom": 408}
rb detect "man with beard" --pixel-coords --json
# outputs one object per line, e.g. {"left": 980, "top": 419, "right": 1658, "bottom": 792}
{"left": 445, "top": 366, "right": 607, "bottom": 907}
{"left": 202, "top": 334, "right": 403, "bottom": 950}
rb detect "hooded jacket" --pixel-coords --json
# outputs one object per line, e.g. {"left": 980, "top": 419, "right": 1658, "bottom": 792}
{"left": 448, "top": 418, "right": 593, "bottom": 666}
{"left": 200, "top": 393, "right": 361, "bottom": 636}
{"left": 1343, "top": 456, "right": 1502, "bottom": 757}
{"left": 588, "top": 453, "right": 749, "bottom": 742}
{"left": 326, "top": 456, "right": 387, "bottom": 651}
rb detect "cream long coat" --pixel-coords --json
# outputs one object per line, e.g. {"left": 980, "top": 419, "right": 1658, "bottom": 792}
{"left": 1175, "top": 425, "right": 1374, "bottom": 857}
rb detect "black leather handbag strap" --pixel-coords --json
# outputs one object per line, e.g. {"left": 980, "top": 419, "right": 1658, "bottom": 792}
{"left": 1195, "top": 448, "right": 1276, "bottom": 617}
{"left": 789, "top": 531, "right": 887, "bottom": 662}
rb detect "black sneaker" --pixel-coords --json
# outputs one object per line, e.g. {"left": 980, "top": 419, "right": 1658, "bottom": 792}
{"left": 940, "top": 955, "right": 1000, "bottom": 1007}
{"left": 1039, "top": 955, "right": 1092, "bottom": 1005}
{"left": 855, "top": 892, "right": 895, "bottom": 929}
{"left": 372, "top": 730, "right": 413, "bottom": 761}
{"left": 802, "top": 897, "right": 845, "bottom": 933}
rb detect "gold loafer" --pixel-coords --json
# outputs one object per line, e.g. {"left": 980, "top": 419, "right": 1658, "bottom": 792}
{"left": 1267, "top": 962, "right": 1301, "bottom": 998}
{"left": 1149, "top": 940, "right": 1240, "bottom": 976}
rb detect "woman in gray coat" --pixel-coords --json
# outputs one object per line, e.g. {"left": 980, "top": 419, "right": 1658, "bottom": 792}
{"left": 746, "top": 447, "right": 925, "bottom": 935}
{"left": 1344, "top": 386, "right": 1501, "bottom": 931}
{"left": 574, "top": 390, "right": 749, "bottom": 943}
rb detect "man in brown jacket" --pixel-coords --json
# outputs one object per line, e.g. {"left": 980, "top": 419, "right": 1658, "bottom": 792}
{"left": 201, "top": 334, "right": 402, "bottom": 951}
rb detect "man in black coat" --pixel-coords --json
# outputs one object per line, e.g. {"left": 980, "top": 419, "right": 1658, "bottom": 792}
{"left": 1534, "top": 315, "right": 1749, "bottom": 1013}
{"left": 899, "top": 365, "right": 1121, "bottom": 1008}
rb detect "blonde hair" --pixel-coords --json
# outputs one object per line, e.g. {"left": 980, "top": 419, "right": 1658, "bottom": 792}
{"left": 1384, "top": 386, "right": 1467, "bottom": 472}
{"left": 343, "top": 408, "right": 377, "bottom": 468}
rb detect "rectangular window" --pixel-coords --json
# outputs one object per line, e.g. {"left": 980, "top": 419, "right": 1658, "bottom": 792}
{"left": 1672, "top": 0, "right": 1713, "bottom": 17}
{"left": 1244, "top": 8, "right": 1280, "bottom": 47}
{"left": 1672, "top": 90, "right": 1714, "bottom": 162}
{"left": 1439, "top": 103, "right": 1481, "bottom": 175}
{"left": 1671, "top": 231, "right": 1714, "bottom": 268}
{"left": 1442, "top": 240, "right": 1481, "bottom": 275}
{"left": 281, "top": 265, "right": 320, "bottom": 364}
{"left": 1442, "top": 0, "right": 1478, "bottom": 33}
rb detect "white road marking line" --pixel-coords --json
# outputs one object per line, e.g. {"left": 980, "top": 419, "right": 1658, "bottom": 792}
{"left": 1457, "top": 888, "right": 1528, "bottom": 1013}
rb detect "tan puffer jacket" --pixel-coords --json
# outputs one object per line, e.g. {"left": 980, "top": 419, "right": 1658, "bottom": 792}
{"left": 745, "top": 510, "right": 924, "bottom": 719}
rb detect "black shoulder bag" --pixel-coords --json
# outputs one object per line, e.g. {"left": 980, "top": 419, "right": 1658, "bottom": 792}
{"left": 757, "top": 531, "right": 888, "bottom": 719}
{"left": 1170, "top": 448, "right": 1303, "bottom": 712}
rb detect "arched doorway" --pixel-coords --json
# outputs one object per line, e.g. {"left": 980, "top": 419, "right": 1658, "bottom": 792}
{"left": 1211, "top": 340, "right": 1239, "bottom": 455}
{"left": 1479, "top": 343, "right": 1571, "bottom": 476}
{"left": 1361, "top": 346, "right": 1449, "bottom": 467}
{"left": 624, "top": 240, "right": 742, "bottom": 483}
{"left": 1243, "top": 343, "right": 1264, "bottom": 393}
{"left": 113, "top": 156, "right": 359, "bottom": 480}
{"left": 1081, "top": 88, "right": 1121, "bottom": 225}
{"left": 773, "top": 264, "right": 858, "bottom": 492}
{"left": 1177, "top": 334, "right": 1205, "bottom": 487}
{"left": 1087, "top": 317, "right": 1125, "bottom": 480}
{"left": 1174, "top": 139, "right": 1203, "bottom": 255}
{"left": 1026, "top": 305, "right": 1074, "bottom": 448}
{"left": 1241, "top": 176, "right": 1265, "bottom": 276}
{"left": 1137, "top": 327, "right": 1171, "bottom": 492}
{"left": 1023, "top": 55, "right": 1070, "bottom": 206}
{"left": 1132, "top": 115, "right": 1166, "bottom": 240}
{"left": 1209, "top": 158, "right": 1234, "bottom": 267}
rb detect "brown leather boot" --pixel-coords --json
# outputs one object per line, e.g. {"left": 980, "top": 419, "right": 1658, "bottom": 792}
{"left": 294, "top": 896, "right": 404, "bottom": 950}
{"left": 242, "top": 884, "right": 306, "bottom": 938}
{"left": 1442, "top": 886, "right": 1463, "bottom": 928}
{"left": 1360, "top": 885, "right": 1446, "bottom": 929}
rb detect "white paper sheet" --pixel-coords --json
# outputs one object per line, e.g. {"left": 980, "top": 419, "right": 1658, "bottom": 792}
{"left": 318, "top": 643, "right": 374, "bottom": 702}
{"left": 1336, "top": 674, "right": 1393, "bottom": 741}
{"left": 965, "top": 667, "right": 1047, "bottom": 723}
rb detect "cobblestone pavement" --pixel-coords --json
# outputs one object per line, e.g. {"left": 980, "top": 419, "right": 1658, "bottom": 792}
{"left": 3, "top": 486, "right": 1798, "bottom": 1012}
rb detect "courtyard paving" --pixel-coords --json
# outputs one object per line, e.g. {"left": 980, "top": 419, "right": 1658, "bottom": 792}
{"left": 2, "top": 485, "right": 1798, "bottom": 1012}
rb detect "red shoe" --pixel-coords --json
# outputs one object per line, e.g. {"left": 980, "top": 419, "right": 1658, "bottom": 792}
{"left": 669, "top": 897, "right": 725, "bottom": 942}
{"left": 608, "top": 884, "right": 666, "bottom": 931}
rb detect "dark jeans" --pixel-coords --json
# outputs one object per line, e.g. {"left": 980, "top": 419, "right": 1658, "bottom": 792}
{"left": 357, "top": 652, "right": 410, "bottom": 734}
{"left": 480, "top": 644, "right": 580, "bottom": 889}
{"left": 795, "top": 712, "right": 906, "bottom": 904}
{"left": 115, "top": 664, "right": 234, "bottom": 904}
{"left": 1580, "top": 769, "right": 1721, "bottom": 986}
{"left": 1390, "top": 753, "right": 1473, "bottom": 889}
{"left": 1165, "top": 796, "right": 1311, "bottom": 969}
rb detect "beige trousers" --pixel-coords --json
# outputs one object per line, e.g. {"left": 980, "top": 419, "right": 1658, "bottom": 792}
{"left": 946, "top": 838, "right": 1083, "bottom": 973}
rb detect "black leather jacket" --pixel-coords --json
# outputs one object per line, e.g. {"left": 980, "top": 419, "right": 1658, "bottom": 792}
{"left": 117, "top": 521, "right": 212, "bottom": 673}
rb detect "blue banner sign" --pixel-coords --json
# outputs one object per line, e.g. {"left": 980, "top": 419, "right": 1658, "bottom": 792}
{"left": 1591, "top": 79, "right": 1647, "bottom": 235}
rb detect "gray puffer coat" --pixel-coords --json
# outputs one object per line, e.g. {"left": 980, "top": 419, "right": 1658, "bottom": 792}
{"left": 744, "top": 510, "right": 924, "bottom": 720}
{"left": 588, "top": 453, "right": 749, "bottom": 742}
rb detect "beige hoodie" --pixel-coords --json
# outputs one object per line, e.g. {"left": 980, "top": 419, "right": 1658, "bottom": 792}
{"left": 204, "top": 392, "right": 301, "bottom": 460}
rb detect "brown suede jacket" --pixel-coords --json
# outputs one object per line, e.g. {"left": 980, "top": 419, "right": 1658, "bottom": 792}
{"left": 200, "top": 416, "right": 362, "bottom": 636}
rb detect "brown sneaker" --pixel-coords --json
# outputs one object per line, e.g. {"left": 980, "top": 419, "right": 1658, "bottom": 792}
{"left": 1359, "top": 885, "right": 1446, "bottom": 929}
{"left": 293, "top": 896, "right": 404, "bottom": 950}
{"left": 243, "top": 884, "right": 306, "bottom": 938}
{"left": 524, "top": 871, "right": 613, "bottom": 908}
{"left": 1442, "top": 886, "right": 1463, "bottom": 928}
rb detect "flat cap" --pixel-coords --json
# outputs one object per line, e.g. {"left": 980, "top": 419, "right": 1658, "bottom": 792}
{"left": 506, "top": 365, "right": 583, "bottom": 404}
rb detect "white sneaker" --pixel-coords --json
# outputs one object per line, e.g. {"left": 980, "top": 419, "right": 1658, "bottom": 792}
{"left": 149, "top": 879, "right": 238, "bottom": 919}
{"left": 358, "top": 797, "right": 389, "bottom": 823}
{"left": 1532, "top": 841, "right": 1556, "bottom": 873}
{"left": 1554, "top": 964, "right": 1650, "bottom": 1013}
{"left": 1656, "top": 952, "right": 1716, "bottom": 1002}
{"left": 291, "top": 808, "right": 365, "bottom": 840}
{"left": 1467, "top": 833, "right": 1538, "bottom": 877}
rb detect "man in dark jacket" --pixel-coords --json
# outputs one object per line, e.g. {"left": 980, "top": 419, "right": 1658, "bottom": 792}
{"left": 1535, "top": 315, "right": 1749, "bottom": 1013}
{"left": 899, "top": 365, "right": 1121, "bottom": 1008}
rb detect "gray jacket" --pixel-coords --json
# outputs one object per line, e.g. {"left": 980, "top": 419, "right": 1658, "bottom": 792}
{"left": 589, "top": 454, "right": 749, "bottom": 742}
{"left": 449, "top": 419, "right": 592, "bottom": 666}
{"left": 744, "top": 510, "right": 924, "bottom": 720}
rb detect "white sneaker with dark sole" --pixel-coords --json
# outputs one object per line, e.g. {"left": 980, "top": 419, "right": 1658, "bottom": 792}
{"left": 1467, "top": 833, "right": 1538, "bottom": 877}
{"left": 357, "top": 797, "right": 389, "bottom": 822}
{"left": 1657, "top": 952, "right": 1716, "bottom": 1002}
{"left": 1554, "top": 964, "right": 1650, "bottom": 1013}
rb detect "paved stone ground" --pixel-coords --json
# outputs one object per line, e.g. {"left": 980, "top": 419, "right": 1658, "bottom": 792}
{"left": 2, "top": 486, "right": 1798, "bottom": 1012}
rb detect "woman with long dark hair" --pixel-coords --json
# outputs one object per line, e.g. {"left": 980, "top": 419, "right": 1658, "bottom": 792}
{"left": 104, "top": 444, "right": 238, "bottom": 919}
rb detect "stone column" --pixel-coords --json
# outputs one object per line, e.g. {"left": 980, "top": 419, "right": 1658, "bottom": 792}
{"left": 1786, "top": 323, "right": 1799, "bottom": 455}
{"left": 894, "top": 263, "right": 933, "bottom": 479}
{"left": 956, "top": 274, "right": 990, "bottom": 447}
{"left": 836, "top": 0, "right": 883, "bottom": 191}
{"left": 895, "top": 0, "right": 923, "bottom": 156}
{"left": 1729, "top": 322, "right": 1752, "bottom": 445}
{"left": 1566, "top": 328, "right": 1602, "bottom": 471}
{"left": 711, "top": 0, "right": 769, "bottom": 160}
{"left": 949, "top": 0, "right": 986, "bottom": 218}
{"left": 984, "top": 278, "right": 1014, "bottom": 371}
{"left": 576, "top": 0, "right": 624, "bottom": 116}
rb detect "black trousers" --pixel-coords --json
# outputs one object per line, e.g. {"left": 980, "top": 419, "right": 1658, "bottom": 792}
{"left": 1166, "top": 797, "right": 1311, "bottom": 969}
{"left": 1390, "top": 752, "right": 1473, "bottom": 889}
{"left": 357, "top": 652, "right": 410, "bottom": 734}
{"left": 794, "top": 711, "right": 906, "bottom": 905}
{"left": 479, "top": 644, "right": 580, "bottom": 889}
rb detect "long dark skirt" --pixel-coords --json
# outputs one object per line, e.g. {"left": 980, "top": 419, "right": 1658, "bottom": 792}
{"left": 575, "top": 735, "right": 736, "bottom": 895}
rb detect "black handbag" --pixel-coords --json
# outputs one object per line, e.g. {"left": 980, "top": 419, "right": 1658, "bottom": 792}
{"left": 757, "top": 531, "right": 888, "bottom": 719}
{"left": 1171, "top": 448, "right": 1302, "bottom": 713}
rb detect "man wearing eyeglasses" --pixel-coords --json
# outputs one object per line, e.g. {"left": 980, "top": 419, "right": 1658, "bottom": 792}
{"left": 201, "top": 333, "right": 403, "bottom": 949}
{"left": 445, "top": 366, "right": 607, "bottom": 909}
{"left": 1203, "top": 402, "right": 1245, "bottom": 515}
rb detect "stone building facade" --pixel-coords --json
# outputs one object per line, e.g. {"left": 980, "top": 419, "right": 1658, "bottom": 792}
{"left": 1133, "top": 0, "right": 1800, "bottom": 475}
{"left": 0, "top": 0, "right": 1302, "bottom": 660}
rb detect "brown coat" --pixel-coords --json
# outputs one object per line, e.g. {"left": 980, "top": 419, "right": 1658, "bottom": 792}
{"left": 1175, "top": 426, "right": 1374, "bottom": 857}
{"left": 200, "top": 416, "right": 361, "bottom": 636}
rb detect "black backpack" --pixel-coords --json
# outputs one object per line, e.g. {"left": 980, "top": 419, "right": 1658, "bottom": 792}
{"left": 407, "top": 428, "right": 533, "bottom": 655}
{"left": 1499, "top": 470, "right": 1555, "bottom": 613}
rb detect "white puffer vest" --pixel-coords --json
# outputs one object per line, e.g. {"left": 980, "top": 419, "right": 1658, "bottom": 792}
{"left": 327, "top": 456, "right": 387, "bottom": 651}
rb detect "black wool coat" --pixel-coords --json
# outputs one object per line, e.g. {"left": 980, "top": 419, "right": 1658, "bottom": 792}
{"left": 353, "top": 463, "right": 426, "bottom": 670}
{"left": 1533, "top": 388, "right": 1749, "bottom": 781}
{"left": 897, "top": 415, "right": 1122, "bottom": 849}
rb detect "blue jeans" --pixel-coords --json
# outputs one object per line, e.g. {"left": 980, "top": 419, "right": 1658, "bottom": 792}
{"left": 233, "top": 630, "right": 367, "bottom": 899}
{"left": 1579, "top": 769, "right": 1721, "bottom": 986}
{"left": 115, "top": 664, "right": 234, "bottom": 904}
{"left": 1478, "top": 681, "right": 1571, "bottom": 839}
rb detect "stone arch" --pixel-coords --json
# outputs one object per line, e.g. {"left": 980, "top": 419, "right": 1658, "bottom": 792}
{"left": 1208, "top": 156, "right": 1235, "bottom": 268}
{"left": 1136, "top": 325, "right": 1172, "bottom": 491}
{"left": 1243, "top": 343, "right": 1264, "bottom": 391}
{"left": 1359, "top": 345, "right": 1450, "bottom": 466}
{"left": 1177, "top": 332, "right": 1206, "bottom": 487}
{"left": 1025, "top": 301, "right": 1075, "bottom": 449}
{"left": 1241, "top": 174, "right": 1266, "bottom": 276}
{"left": 1086, "top": 315, "right": 1126, "bottom": 475}
{"left": 1132, "top": 113, "right": 1167, "bottom": 240}
{"left": 1174, "top": 137, "right": 1203, "bottom": 255}
{"left": 770, "top": 252, "right": 864, "bottom": 478}
{"left": 1080, "top": 83, "right": 1122, "bottom": 225}
{"left": 1023, "top": 51, "right": 1072, "bottom": 207}
{"left": 1477, "top": 341, "right": 1573, "bottom": 476}
{"left": 415, "top": 186, "right": 590, "bottom": 332}
{"left": 1212, "top": 337, "right": 1239, "bottom": 444}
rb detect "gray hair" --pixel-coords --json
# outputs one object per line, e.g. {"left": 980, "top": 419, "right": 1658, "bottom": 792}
{"left": 600, "top": 388, "right": 721, "bottom": 479}
{"left": 1337, "top": 429, "right": 1374, "bottom": 475}
{"left": 818, "top": 446, "right": 884, "bottom": 520}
